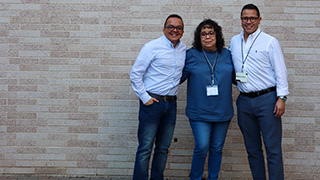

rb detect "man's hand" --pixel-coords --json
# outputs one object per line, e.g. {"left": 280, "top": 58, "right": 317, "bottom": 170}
{"left": 273, "top": 98, "right": 286, "bottom": 118}
{"left": 144, "top": 97, "right": 159, "bottom": 106}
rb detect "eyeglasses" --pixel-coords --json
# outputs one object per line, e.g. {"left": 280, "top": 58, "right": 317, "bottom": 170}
{"left": 165, "top": 25, "right": 183, "bottom": 31}
{"left": 241, "top": 17, "right": 259, "bottom": 23}
{"left": 200, "top": 31, "right": 215, "bottom": 37}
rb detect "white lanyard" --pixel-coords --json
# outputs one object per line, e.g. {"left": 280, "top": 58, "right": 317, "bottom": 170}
{"left": 203, "top": 49, "right": 218, "bottom": 85}
{"left": 241, "top": 31, "right": 262, "bottom": 72}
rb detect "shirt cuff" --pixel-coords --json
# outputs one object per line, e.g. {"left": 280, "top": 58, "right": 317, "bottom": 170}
{"left": 140, "top": 92, "right": 152, "bottom": 104}
{"left": 276, "top": 89, "right": 290, "bottom": 97}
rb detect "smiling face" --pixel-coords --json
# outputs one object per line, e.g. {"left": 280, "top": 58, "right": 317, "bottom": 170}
{"left": 200, "top": 27, "right": 216, "bottom": 51}
{"left": 241, "top": 9, "right": 261, "bottom": 40}
{"left": 163, "top": 17, "right": 184, "bottom": 47}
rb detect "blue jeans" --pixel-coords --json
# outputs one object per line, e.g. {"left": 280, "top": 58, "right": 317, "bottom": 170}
{"left": 189, "top": 119, "right": 230, "bottom": 180}
{"left": 133, "top": 100, "right": 177, "bottom": 180}
{"left": 237, "top": 91, "right": 284, "bottom": 180}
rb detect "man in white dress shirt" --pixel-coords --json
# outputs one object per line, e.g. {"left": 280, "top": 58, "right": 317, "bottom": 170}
{"left": 229, "top": 4, "right": 289, "bottom": 180}
{"left": 130, "top": 14, "right": 186, "bottom": 180}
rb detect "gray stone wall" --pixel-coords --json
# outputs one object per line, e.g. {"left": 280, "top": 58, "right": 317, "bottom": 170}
{"left": 0, "top": 0, "right": 319, "bottom": 179}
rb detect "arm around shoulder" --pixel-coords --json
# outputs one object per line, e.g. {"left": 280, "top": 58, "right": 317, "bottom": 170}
{"left": 180, "top": 48, "right": 193, "bottom": 84}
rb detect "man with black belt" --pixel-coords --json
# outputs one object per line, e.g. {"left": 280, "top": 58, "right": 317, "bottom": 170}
{"left": 130, "top": 14, "right": 186, "bottom": 180}
{"left": 229, "top": 4, "right": 289, "bottom": 180}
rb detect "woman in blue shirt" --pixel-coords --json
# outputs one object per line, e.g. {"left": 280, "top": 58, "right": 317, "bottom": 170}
{"left": 181, "top": 19, "right": 234, "bottom": 180}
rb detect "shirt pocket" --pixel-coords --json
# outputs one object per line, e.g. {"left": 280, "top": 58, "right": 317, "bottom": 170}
{"left": 252, "top": 49, "right": 269, "bottom": 69}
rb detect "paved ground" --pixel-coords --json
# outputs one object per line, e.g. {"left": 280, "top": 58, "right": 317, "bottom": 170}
{"left": 0, "top": 176, "right": 189, "bottom": 180}
{"left": 0, "top": 176, "right": 131, "bottom": 180}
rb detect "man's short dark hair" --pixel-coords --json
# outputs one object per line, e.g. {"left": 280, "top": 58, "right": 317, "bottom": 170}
{"left": 241, "top": 4, "right": 260, "bottom": 17}
{"left": 164, "top": 14, "right": 184, "bottom": 28}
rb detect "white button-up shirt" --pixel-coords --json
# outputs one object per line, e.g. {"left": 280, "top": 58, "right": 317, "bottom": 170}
{"left": 229, "top": 28, "right": 289, "bottom": 96}
{"left": 130, "top": 35, "right": 186, "bottom": 104}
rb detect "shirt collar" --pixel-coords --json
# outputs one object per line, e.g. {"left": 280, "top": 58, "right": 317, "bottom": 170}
{"left": 241, "top": 28, "right": 261, "bottom": 41}
{"left": 161, "top": 34, "right": 180, "bottom": 48}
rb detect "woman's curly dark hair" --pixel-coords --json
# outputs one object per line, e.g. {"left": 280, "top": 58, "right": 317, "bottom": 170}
{"left": 192, "top": 19, "right": 225, "bottom": 53}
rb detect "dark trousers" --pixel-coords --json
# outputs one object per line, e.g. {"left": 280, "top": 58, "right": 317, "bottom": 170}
{"left": 236, "top": 91, "right": 284, "bottom": 180}
{"left": 133, "top": 100, "right": 177, "bottom": 180}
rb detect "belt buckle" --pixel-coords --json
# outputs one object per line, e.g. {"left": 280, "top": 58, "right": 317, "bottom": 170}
{"left": 164, "top": 96, "right": 170, "bottom": 102}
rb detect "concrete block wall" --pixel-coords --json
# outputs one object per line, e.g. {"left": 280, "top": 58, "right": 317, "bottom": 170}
{"left": 0, "top": 0, "right": 319, "bottom": 179}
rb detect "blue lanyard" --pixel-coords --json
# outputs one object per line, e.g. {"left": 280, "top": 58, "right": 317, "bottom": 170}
{"left": 241, "top": 31, "right": 262, "bottom": 72}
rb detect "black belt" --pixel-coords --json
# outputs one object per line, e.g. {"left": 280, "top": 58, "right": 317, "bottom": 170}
{"left": 240, "top": 86, "right": 276, "bottom": 98}
{"left": 148, "top": 92, "right": 177, "bottom": 102}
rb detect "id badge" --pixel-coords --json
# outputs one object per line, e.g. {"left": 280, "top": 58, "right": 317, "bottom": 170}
{"left": 207, "top": 85, "right": 219, "bottom": 96}
{"left": 236, "top": 72, "right": 248, "bottom": 83}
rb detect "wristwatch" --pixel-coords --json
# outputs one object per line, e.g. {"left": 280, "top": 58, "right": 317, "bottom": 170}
{"left": 279, "top": 96, "right": 287, "bottom": 102}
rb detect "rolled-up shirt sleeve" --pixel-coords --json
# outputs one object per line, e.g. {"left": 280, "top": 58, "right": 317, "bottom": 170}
{"left": 269, "top": 38, "right": 290, "bottom": 97}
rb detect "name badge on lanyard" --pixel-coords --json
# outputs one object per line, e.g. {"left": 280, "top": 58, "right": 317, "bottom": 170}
{"left": 238, "top": 31, "right": 262, "bottom": 84}
{"left": 236, "top": 72, "right": 248, "bottom": 83}
{"left": 203, "top": 49, "right": 219, "bottom": 96}
{"left": 207, "top": 85, "right": 219, "bottom": 96}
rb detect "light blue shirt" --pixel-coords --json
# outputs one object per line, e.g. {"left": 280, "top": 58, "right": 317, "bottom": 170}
{"left": 130, "top": 35, "right": 186, "bottom": 104}
{"left": 229, "top": 28, "right": 289, "bottom": 96}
